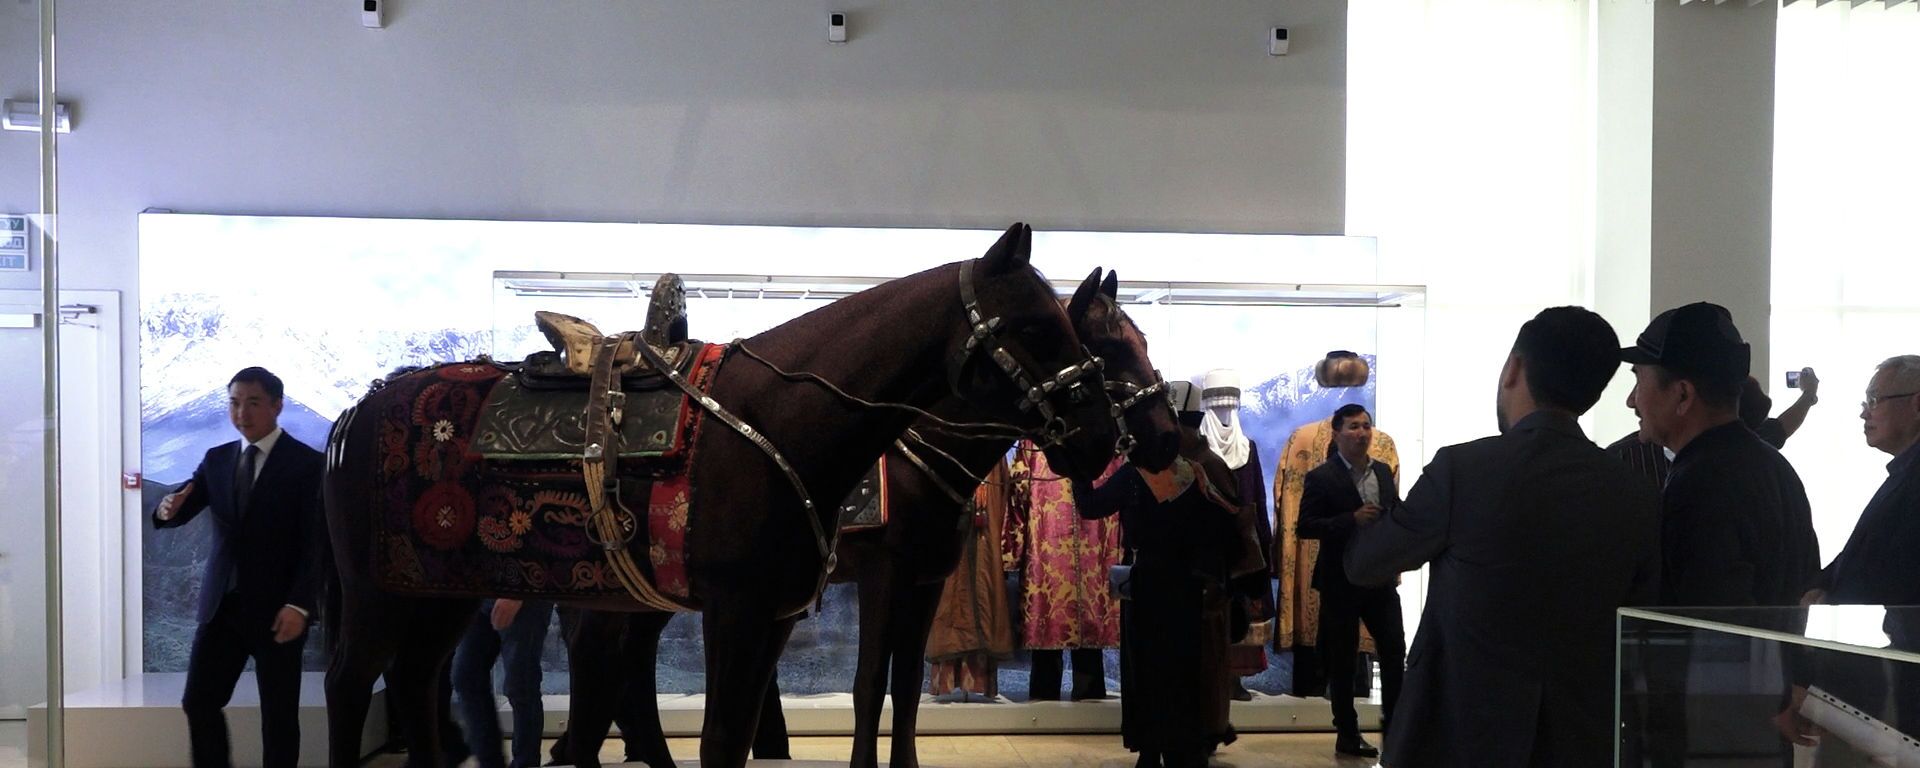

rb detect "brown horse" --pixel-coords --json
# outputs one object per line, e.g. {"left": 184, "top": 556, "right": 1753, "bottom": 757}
{"left": 321, "top": 224, "right": 1127, "bottom": 768}
{"left": 554, "top": 269, "right": 1178, "bottom": 768}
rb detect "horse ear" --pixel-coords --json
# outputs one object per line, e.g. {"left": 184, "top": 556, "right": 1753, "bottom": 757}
{"left": 1068, "top": 268, "right": 1103, "bottom": 323}
{"left": 1101, "top": 269, "right": 1119, "bottom": 300}
{"left": 980, "top": 222, "right": 1032, "bottom": 275}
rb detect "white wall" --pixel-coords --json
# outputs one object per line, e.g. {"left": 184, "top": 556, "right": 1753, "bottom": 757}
{"left": 13, "top": 0, "right": 1346, "bottom": 292}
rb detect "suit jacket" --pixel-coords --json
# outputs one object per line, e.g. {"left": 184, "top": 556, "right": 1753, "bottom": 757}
{"left": 1344, "top": 411, "right": 1661, "bottom": 768}
{"left": 1297, "top": 456, "right": 1401, "bottom": 595}
{"left": 1818, "top": 441, "right": 1920, "bottom": 605}
{"left": 153, "top": 432, "right": 325, "bottom": 624}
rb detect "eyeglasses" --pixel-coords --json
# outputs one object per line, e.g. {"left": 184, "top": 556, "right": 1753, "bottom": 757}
{"left": 1862, "top": 391, "right": 1920, "bottom": 410}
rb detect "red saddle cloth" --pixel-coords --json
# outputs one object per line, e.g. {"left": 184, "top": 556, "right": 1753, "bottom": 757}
{"left": 368, "top": 345, "right": 725, "bottom": 606}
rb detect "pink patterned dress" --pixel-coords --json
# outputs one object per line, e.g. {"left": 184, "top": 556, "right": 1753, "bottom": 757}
{"left": 1013, "top": 442, "right": 1123, "bottom": 650}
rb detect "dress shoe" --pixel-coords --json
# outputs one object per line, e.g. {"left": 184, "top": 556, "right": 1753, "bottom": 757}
{"left": 1335, "top": 734, "right": 1379, "bottom": 758}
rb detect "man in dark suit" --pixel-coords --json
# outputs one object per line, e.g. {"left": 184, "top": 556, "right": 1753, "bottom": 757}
{"left": 153, "top": 367, "right": 325, "bottom": 768}
{"left": 1297, "top": 403, "right": 1404, "bottom": 759}
{"left": 1345, "top": 306, "right": 1662, "bottom": 768}
{"left": 1777, "top": 355, "right": 1920, "bottom": 748}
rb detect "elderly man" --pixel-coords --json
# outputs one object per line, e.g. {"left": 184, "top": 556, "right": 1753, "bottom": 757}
{"left": 1776, "top": 356, "right": 1920, "bottom": 752}
{"left": 1802, "top": 355, "right": 1920, "bottom": 608}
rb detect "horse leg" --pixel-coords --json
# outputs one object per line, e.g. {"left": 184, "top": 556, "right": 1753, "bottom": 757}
{"left": 388, "top": 598, "right": 477, "bottom": 768}
{"left": 849, "top": 559, "right": 895, "bottom": 768}
{"left": 698, "top": 604, "right": 796, "bottom": 768}
{"left": 557, "top": 609, "right": 624, "bottom": 768}
{"left": 887, "top": 579, "right": 946, "bottom": 768}
{"left": 614, "top": 611, "right": 678, "bottom": 768}
{"left": 751, "top": 675, "right": 790, "bottom": 760}
{"left": 325, "top": 590, "right": 402, "bottom": 768}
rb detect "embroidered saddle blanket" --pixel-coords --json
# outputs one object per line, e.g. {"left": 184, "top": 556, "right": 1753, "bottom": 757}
{"left": 369, "top": 345, "right": 726, "bottom": 607}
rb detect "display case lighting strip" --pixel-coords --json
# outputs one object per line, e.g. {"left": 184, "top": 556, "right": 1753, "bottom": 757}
{"left": 496, "top": 271, "right": 1425, "bottom": 309}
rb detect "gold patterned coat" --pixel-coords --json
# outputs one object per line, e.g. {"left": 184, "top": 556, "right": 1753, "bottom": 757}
{"left": 1273, "top": 418, "right": 1400, "bottom": 657}
{"left": 1011, "top": 442, "right": 1123, "bottom": 650}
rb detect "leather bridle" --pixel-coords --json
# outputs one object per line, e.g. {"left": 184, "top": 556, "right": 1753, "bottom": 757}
{"left": 1104, "top": 374, "right": 1169, "bottom": 457}
{"left": 947, "top": 258, "right": 1112, "bottom": 450}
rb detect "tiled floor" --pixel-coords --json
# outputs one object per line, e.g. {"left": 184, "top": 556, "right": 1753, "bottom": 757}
{"left": 364, "top": 733, "right": 1379, "bottom": 768}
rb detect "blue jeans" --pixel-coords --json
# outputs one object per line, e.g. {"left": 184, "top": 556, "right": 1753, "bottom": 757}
{"left": 452, "top": 599, "right": 554, "bottom": 768}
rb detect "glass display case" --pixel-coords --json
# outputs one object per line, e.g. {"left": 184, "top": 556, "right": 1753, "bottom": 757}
{"left": 1618, "top": 605, "right": 1920, "bottom": 767}
{"left": 133, "top": 213, "right": 1429, "bottom": 719}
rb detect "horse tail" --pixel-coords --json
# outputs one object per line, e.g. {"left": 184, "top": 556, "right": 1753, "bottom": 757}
{"left": 319, "top": 403, "right": 359, "bottom": 660}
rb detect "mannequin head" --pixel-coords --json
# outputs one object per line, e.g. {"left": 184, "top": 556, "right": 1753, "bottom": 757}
{"left": 1315, "top": 351, "right": 1370, "bottom": 388}
{"left": 1201, "top": 368, "right": 1241, "bottom": 424}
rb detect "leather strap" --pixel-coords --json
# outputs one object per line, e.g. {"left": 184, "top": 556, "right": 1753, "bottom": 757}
{"left": 636, "top": 338, "right": 838, "bottom": 614}
{"left": 584, "top": 333, "right": 692, "bottom": 612}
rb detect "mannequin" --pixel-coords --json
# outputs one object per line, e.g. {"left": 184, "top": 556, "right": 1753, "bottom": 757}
{"left": 1198, "top": 370, "right": 1275, "bottom": 699}
{"left": 1274, "top": 353, "right": 1400, "bottom": 697}
{"left": 927, "top": 459, "right": 1018, "bottom": 698}
{"left": 1008, "top": 441, "right": 1121, "bottom": 701}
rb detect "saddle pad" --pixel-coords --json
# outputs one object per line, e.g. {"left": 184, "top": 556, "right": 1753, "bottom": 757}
{"left": 369, "top": 348, "right": 726, "bottom": 607}
{"left": 470, "top": 341, "right": 714, "bottom": 462}
{"left": 836, "top": 456, "right": 890, "bottom": 533}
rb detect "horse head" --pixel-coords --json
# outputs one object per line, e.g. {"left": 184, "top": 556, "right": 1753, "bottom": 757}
{"left": 946, "top": 223, "right": 1119, "bottom": 482}
{"left": 1067, "top": 268, "right": 1181, "bottom": 473}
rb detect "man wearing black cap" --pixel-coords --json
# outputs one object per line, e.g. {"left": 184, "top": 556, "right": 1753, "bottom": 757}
{"left": 1620, "top": 302, "right": 1820, "bottom": 607}
{"left": 1620, "top": 302, "right": 1821, "bottom": 767}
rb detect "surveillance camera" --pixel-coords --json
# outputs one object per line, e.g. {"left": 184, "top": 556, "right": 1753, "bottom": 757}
{"left": 1269, "top": 27, "right": 1290, "bottom": 56}
{"left": 828, "top": 12, "right": 847, "bottom": 44}
{"left": 362, "top": 0, "right": 384, "bottom": 29}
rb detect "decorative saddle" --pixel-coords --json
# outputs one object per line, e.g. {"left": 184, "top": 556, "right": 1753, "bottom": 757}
{"left": 473, "top": 275, "right": 699, "bottom": 463}
{"left": 462, "top": 274, "right": 714, "bottom": 611}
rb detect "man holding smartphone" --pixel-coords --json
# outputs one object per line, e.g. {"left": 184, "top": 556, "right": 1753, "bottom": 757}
{"left": 1297, "top": 403, "right": 1404, "bottom": 759}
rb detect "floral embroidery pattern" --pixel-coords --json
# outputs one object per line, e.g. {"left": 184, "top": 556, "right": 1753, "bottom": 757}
{"left": 412, "top": 482, "right": 475, "bottom": 551}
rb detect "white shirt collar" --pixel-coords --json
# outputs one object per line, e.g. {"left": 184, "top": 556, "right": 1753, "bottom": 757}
{"left": 247, "top": 426, "right": 285, "bottom": 459}
{"left": 1335, "top": 450, "right": 1371, "bottom": 473}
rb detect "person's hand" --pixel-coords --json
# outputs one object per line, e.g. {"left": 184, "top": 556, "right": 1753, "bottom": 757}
{"left": 491, "top": 599, "right": 522, "bottom": 631}
{"left": 1797, "top": 368, "right": 1820, "bottom": 401}
{"left": 156, "top": 481, "right": 195, "bottom": 521}
{"left": 1354, "top": 504, "right": 1383, "bottom": 526}
{"left": 1799, "top": 588, "right": 1827, "bottom": 608}
{"left": 271, "top": 606, "right": 308, "bottom": 644}
{"left": 1772, "top": 685, "right": 1820, "bottom": 747}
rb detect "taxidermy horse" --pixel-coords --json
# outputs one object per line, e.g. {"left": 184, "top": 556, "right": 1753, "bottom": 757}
{"left": 321, "top": 224, "right": 1126, "bottom": 768}
{"left": 553, "top": 269, "right": 1180, "bottom": 768}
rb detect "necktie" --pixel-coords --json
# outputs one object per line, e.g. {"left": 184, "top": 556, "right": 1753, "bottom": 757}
{"left": 235, "top": 444, "right": 259, "bottom": 516}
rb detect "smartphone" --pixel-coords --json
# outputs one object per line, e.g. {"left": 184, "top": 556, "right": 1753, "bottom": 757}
{"left": 1786, "top": 370, "right": 1801, "bottom": 389}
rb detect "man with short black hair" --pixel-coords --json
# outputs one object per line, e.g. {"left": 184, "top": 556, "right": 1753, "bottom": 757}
{"left": 1344, "top": 306, "right": 1660, "bottom": 767}
{"left": 1297, "top": 403, "right": 1402, "bottom": 758}
{"left": 153, "top": 367, "right": 325, "bottom": 768}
